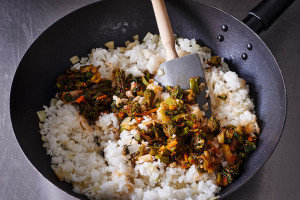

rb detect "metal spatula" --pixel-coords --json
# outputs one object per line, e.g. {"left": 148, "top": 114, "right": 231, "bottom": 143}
{"left": 151, "top": 0, "right": 211, "bottom": 117}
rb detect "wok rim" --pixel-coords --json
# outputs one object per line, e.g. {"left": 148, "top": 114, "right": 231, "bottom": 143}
{"left": 9, "top": 0, "right": 287, "bottom": 199}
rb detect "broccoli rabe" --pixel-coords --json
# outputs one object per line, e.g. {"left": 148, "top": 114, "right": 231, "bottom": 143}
{"left": 221, "top": 166, "right": 238, "bottom": 184}
{"left": 127, "top": 101, "right": 141, "bottom": 117}
{"left": 207, "top": 56, "right": 221, "bottom": 66}
{"left": 114, "top": 68, "right": 127, "bottom": 98}
{"left": 207, "top": 116, "right": 220, "bottom": 133}
{"left": 163, "top": 121, "right": 178, "bottom": 137}
{"left": 243, "top": 141, "right": 256, "bottom": 153}
{"left": 192, "top": 131, "right": 206, "bottom": 153}
{"left": 169, "top": 86, "right": 184, "bottom": 99}
{"left": 144, "top": 89, "right": 155, "bottom": 106}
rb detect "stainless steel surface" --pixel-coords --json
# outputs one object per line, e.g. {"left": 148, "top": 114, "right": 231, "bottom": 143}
{"left": 0, "top": 0, "right": 299, "bottom": 199}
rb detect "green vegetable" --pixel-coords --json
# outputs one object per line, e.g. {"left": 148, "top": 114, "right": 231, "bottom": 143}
{"left": 221, "top": 167, "right": 238, "bottom": 184}
{"left": 114, "top": 68, "right": 127, "bottom": 98}
{"left": 186, "top": 90, "right": 196, "bottom": 103}
{"left": 186, "top": 120, "right": 194, "bottom": 128}
{"left": 64, "top": 93, "right": 73, "bottom": 102}
{"left": 145, "top": 70, "right": 151, "bottom": 80}
{"left": 164, "top": 97, "right": 177, "bottom": 106}
{"left": 207, "top": 117, "right": 220, "bottom": 133}
{"left": 171, "top": 114, "right": 186, "bottom": 122}
{"left": 163, "top": 121, "right": 178, "bottom": 137}
{"left": 243, "top": 141, "right": 256, "bottom": 153}
{"left": 142, "top": 76, "right": 149, "bottom": 85}
{"left": 155, "top": 99, "right": 163, "bottom": 108}
{"left": 181, "top": 127, "right": 189, "bottom": 135}
{"left": 155, "top": 155, "right": 169, "bottom": 163}
{"left": 192, "top": 132, "right": 205, "bottom": 153}
{"left": 134, "top": 133, "right": 142, "bottom": 142}
{"left": 127, "top": 101, "right": 141, "bottom": 117}
{"left": 149, "top": 146, "right": 159, "bottom": 155}
{"left": 144, "top": 89, "right": 155, "bottom": 106}
{"left": 120, "top": 126, "right": 126, "bottom": 132}
{"left": 216, "top": 173, "right": 222, "bottom": 186}
{"left": 85, "top": 71, "right": 93, "bottom": 78}
{"left": 189, "top": 77, "right": 200, "bottom": 95}
{"left": 207, "top": 56, "right": 221, "bottom": 66}
{"left": 170, "top": 87, "right": 183, "bottom": 99}
{"left": 217, "top": 94, "right": 227, "bottom": 101}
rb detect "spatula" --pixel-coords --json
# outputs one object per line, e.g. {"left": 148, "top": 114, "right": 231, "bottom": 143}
{"left": 151, "top": 0, "right": 211, "bottom": 117}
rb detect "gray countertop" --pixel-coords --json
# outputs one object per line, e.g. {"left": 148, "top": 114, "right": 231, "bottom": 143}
{"left": 1, "top": 0, "right": 299, "bottom": 199}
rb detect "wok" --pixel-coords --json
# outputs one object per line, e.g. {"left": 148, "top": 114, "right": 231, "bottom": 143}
{"left": 10, "top": 0, "right": 293, "bottom": 199}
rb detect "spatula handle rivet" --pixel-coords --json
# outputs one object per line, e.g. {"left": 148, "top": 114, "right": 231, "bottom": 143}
{"left": 242, "top": 53, "right": 248, "bottom": 60}
{"left": 221, "top": 25, "right": 228, "bottom": 31}
{"left": 217, "top": 35, "right": 224, "bottom": 42}
{"left": 247, "top": 43, "right": 253, "bottom": 50}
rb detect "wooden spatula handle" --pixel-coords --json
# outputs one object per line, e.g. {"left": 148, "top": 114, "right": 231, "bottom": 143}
{"left": 151, "top": 0, "right": 178, "bottom": 61}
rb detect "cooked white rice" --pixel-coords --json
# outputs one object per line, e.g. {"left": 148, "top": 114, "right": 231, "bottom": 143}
{"left": 40, "top": 33, "right": 259, "bottom": 200}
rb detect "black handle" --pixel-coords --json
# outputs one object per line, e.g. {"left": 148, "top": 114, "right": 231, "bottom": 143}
{"left": 242, "top": 0, "right": 295, "bottom": 34}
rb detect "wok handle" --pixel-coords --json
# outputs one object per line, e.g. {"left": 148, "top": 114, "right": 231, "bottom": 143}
{"left": 243, "top": 0, "right": 295, "bottom": 34}
{"left": 151, "top": 0, "right": 178, "bottom": 61}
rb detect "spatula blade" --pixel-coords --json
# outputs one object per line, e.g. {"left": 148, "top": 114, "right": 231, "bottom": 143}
{"left": 154, "top": 53, "right": 211, "bottom": 117}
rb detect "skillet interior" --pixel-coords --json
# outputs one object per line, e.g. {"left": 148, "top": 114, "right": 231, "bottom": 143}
{"left": 10, "top": 0, "right": 286, "bottom": 199}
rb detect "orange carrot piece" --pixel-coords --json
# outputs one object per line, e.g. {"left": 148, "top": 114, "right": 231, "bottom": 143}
{"left": 139, "top": 108, "right": 159, "bottom": 116}
{"left": 75, "top": 95, "right": 85, "bottom": 103}
{"left": 181, "top": 164, "right": 189, "bottom": 169}
{"left": 135, "top": 117, "right": 143, "bottom": 124}
{"left": 248, "top": 136, "right": 253, "bottom": 142}
{"left": 97, "top": 95, "right": 107, "bottom": 100}
{"left": 166, "top": 140, "right": 178, "bottom": 150}
{"left": 184, "top": 153, "right": 188, "bottom": 162}
{"left": 118, "top": 112, "right": 124, "bottom": 118}
{"left": 169, "top": 104, "right": 176, "bottom": 110}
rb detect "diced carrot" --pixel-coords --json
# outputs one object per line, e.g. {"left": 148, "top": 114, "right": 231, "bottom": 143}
{"left": 169, "top": 104, "right": 176, "bottom": 110}
{"left": 135, "top": 117, "right": 143, "bottom": 124}
{"left": 166, "top": 140, "right": 178, "bottom": 150}
{"left": 75, "top": 95, "right": 85, "bottom": 103}
{"left": 118, "top": 112, "right": 124, "bottom": 118}
{"left": 97, "top": 95, "right": 107, "bottom": 100}
{"left": 184, "top": 153, "right": 188, "bottom": 163}
{"left": 181, "top": 164, "right": 189, "bottom": 169}
{"left": 248, "top": 136, "right": 253, "bottom": 142}
{"left": 139, "top": 108, "right": 159, "bottom": 116}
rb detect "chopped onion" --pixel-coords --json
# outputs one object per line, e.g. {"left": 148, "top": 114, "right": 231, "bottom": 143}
{"left": 151, "top": 34, "right": 159, "bottom": 44}
{"left": 69, "top": 55, "right": 80, "bottom": 64}
{"left": 143, "top": 32, "right": 153, "bottom": 42}
{"left": 125, "top": 40, "right": 130, "bottom": 47}
{"left": 39, "top": 122, "right": 44, "bottom": 129}
{"left": 104, "top": 41, "right": 114, "bottom": 50}
{"left": 126, "top": 42, "right": 136, "bottom": 50}
{"left": 37, "top": 110, "right": 46, "bottom": 122}
{"left": 119, "top": 47, "right": 126, "bottom": 53}
{"left": 50, "top": 98, "right": 58, "bottom": 106}
{"left": 133, "top": 35, "right": 139, "bottom": 40}
{"left": 120, "top": 117, "right": 132, "bottom": 131}
{"left": 138, "top": 154, "right": 153, "bottom": 162}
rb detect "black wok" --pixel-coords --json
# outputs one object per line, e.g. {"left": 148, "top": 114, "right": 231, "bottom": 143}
{"left": 10, "top": 0, "right": 294, "bottom": 199}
